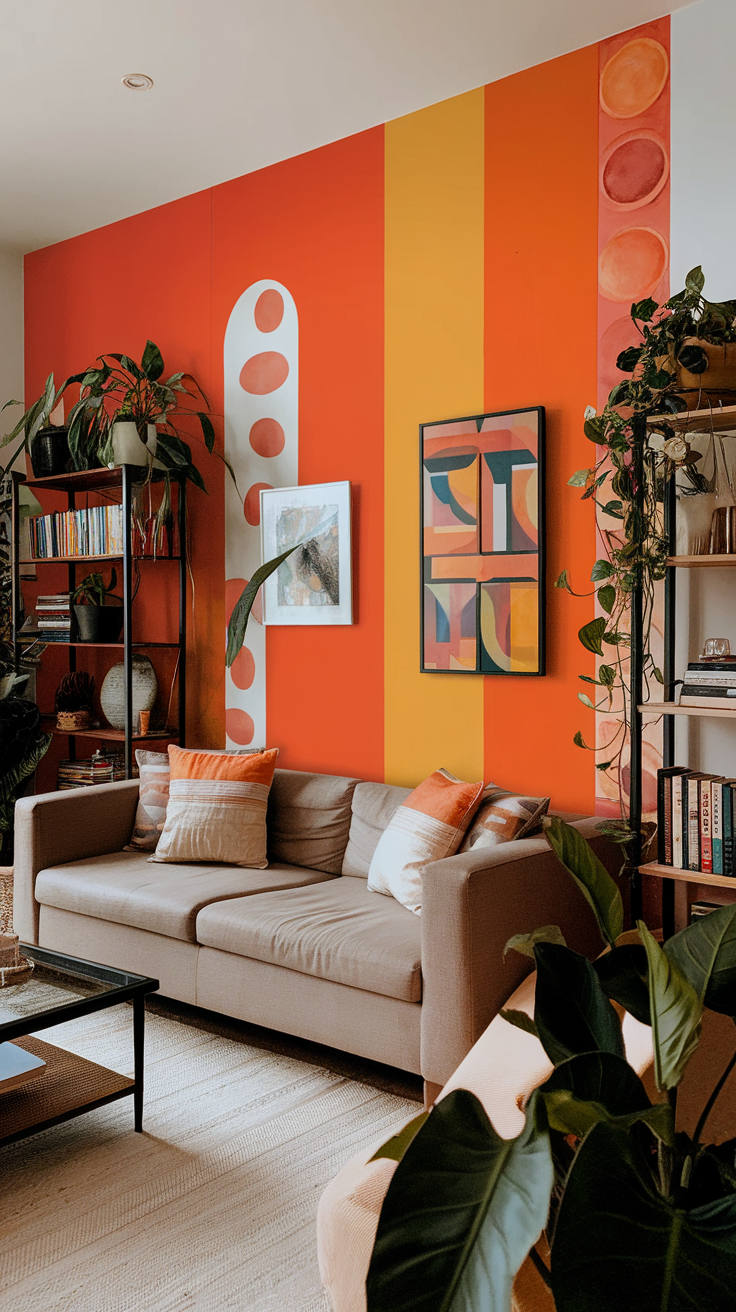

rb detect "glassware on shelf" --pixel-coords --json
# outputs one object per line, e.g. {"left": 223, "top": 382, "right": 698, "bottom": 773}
{"left": 700, "top": 638, "right": 732, "bottom": 660}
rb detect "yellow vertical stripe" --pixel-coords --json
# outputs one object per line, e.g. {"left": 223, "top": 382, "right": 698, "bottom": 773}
{"left": 384, "top": 90, "right": 485, "bottom": 786}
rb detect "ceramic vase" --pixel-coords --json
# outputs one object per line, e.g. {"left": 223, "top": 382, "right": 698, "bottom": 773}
{"left": 100, "top": 655, "right": 157, "bottom": 731}
{"left": 110, "top": 421, "right": 164, "bottom": 470}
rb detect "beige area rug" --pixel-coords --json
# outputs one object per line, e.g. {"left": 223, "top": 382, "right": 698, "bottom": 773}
{"left": 0, "top": 1005, "right": 419, "bottom": 1311}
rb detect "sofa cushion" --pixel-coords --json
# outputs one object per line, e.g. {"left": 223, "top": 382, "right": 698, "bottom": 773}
{"left": 195, "top": 877, "right": 422, "bottom": 1003}
{"left": 35, "top": 851, "right": 334, "bottom": 943}
{"left": 342, "top": 782, "right": 412, "bottom": 877}
{"left": 267, "top": 768, "right": 361, "bottom": 874}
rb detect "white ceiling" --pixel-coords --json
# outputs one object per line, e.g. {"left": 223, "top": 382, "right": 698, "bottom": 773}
{"left": 1, "top": 0, "right": 696, "bottom": 253}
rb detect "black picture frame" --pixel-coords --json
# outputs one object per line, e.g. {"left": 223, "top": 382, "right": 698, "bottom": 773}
{"left": 420, "top": 406, "right": 545, "bottom": 676}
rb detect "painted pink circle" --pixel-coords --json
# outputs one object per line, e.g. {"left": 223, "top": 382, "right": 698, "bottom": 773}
{"left": 249, "top": 417, "right": 285, "bottom": 458}
{"left": 226, "top": 708, "right": 255, "bottom": 746}
{"left": 244, "top": 482, "right": 273, "bottom": 526}
{"left": 239, "top": 352, "right": 289, "bottom": 395}
{"left": 601, "top": 131, "right": 668, "bottom": 210}
{"left": 254, "top": 289, "right": 284, "bottom": 333}
{"left": 230, "top": 646, "right": 256, "bottom": 691}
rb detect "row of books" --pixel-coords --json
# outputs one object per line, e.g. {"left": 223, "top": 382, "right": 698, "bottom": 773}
{"left": 36, "top": 592, "right": 71, "bottom": 643}
{"left": 29, "top": 505, "right": 124, "bottom": 558}
{"left": 680, "top": 658, "right": 736, "bottom": 709}
{"left": 657, "top": 766, "right": 736, "bottom": 875}
{"left": 57, "top": 753, "right": 127, "bottom": 789}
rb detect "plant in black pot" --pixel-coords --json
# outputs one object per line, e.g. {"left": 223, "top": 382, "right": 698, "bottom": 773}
{"left": 72, "top": 570, "right": 123, "bottom": 643}
{"left": 0, "top": 372, "right": 86, "bottom": 478}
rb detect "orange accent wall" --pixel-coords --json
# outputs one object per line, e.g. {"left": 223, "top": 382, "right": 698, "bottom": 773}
{"left": 483, "top": 47, "right": 600, "bottom": 813}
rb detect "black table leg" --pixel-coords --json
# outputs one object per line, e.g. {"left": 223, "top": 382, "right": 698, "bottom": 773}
{"left": 133, "top": 994, "right": 145, "bottom": 1131}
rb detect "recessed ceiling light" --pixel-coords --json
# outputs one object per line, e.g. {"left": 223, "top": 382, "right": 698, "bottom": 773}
{"left": 122, "top": 74, "right": 154, "bottom": 91}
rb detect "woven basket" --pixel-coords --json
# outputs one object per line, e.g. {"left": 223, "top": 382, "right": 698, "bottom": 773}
{"left": 56, "top": 710, "right": 91, "bottom": 731}
{"left": 0, "top": 866, "right": 13, "bottom": 934}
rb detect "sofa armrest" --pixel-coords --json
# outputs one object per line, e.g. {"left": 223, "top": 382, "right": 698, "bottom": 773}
{"left": 13, "top": 780, "right": 140, "bottom": 943}
{"left": 420, "top": 819, "right": 622, "bottom": 1086}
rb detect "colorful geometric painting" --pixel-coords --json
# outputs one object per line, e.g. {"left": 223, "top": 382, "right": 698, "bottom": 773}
{"left": 420, "top": 408, "right": 545, "bottom": 675}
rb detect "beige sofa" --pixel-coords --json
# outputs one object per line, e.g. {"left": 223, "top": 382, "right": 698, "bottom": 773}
{"left": 14, "top": 768, "right": 617, "bottom": 1094}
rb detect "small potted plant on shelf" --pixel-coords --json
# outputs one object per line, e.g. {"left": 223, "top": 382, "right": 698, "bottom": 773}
{"left": 72, "top": 570, "right": 123, "bottom": 643}
{"left": 54, "top": 672, "right": 96, "bottom": 731}
{"left": 0, "top": 372, "right": 85, "bottom": 477}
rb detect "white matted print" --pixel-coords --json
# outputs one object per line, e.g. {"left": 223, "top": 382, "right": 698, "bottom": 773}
{"left": 260, "top": 482, "right": 352, "bottom": 625}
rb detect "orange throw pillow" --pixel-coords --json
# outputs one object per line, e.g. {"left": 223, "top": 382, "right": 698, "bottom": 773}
{"left": 367, "top": 768, "right": 484, "bottom": 914}
{"left": 150, "top": 745, "right": 279, "bottom": 867}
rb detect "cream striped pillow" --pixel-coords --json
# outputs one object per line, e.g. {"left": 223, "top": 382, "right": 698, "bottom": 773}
{"left": 150, "top": 745, "right": 279, "bottom": 867}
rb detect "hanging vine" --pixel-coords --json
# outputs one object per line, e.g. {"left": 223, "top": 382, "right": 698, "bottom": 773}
{"left": 558, "top": 267, "right": 736, "bottom": 847}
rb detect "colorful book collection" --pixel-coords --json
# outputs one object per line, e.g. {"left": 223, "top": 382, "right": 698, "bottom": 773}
{"left": 680, "top": 658, "right": 736, "bottom": 709}
{"left": 657, "top": 766, "right": 736, "bottom": 875}
{"left": 36, "top": 593, "right": 72, "bottom": 643}
{"left": 29, "top": 505, "right": 124, "bottom": 559}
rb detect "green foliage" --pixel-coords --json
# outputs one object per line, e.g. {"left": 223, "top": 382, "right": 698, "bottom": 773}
{"left": 369, "top": 1112, "right": 428, "bottom": 1162}
{"left": 499, "top": 1008, "right": 539, "bottom": 1038}
{"left": 639, "top": 921, "right": 703, "bottom": 1092}
{"left": 367, "top": 1090, "right": 553, "bottom": 1312}
{"left": 543, "top": 817, "right": 624, "bottom": 947}
{"left": 533, "top": 943, "right": 624, "bottom": 1065}
{"left": 72, "top": 569, "right": 118, "bottom": 606}
{"left": 664, "top": 902, "right": 736, "bottom": 1016}
{"left": 225, "top": 545, "right": 302, "bottom": 668}
{"left": 505, "top": 925, "right": 567, "bottom": 959}
{"left": 593, "top": 943, "right": 650, "bottom": 1025}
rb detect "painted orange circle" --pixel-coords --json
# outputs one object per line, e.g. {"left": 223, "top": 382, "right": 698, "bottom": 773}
{"left": 230, "top": 646, "right": 256, "bottom": 691}
{"left": 254, "top": 289, "right": 284, "bottom": 333}
{"left": 239, "top": 352, "right": 289, "bottom": 395}
{"left": 249, "top": 417, "right": 285, "bottom": 458}
{"left": 599, "top": 227, "right": 668, "bottom": 303}
{"left": 600, "top": 130, "right": 669, "bottom": 210}
{"left": 244, "top": 481, "right": 273, "bottom": 527}
{"left": 225, "top": 708, "right": 254, "bottom": 746}
{"left": 600, "top": 37, "right": 669, "bottom": 119}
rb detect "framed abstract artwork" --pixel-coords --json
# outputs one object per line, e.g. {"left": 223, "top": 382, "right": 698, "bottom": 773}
{"left": 260, "top": 481, "right": 353, "bottom": 625}
{"left": 420, "top": 407, "right": 545, "bottom": 675}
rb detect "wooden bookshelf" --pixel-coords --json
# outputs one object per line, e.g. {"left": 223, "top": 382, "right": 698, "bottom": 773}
{"left": 667, "top": 554, "right": 736, "bottom": 567}
{"left": 646, "top": 403, "right": 736, "bottom": 433}
{"left": 40, "top": 717, "right": 178, "bottom": 744}
{"left": 640, "top": 861, "right": 736, "bottom": 890}
{"left": 638, "top": 702, "right": 736, "bottom": 719}
{"left": 20, "top": 555, "right": 180, "bottom": 564}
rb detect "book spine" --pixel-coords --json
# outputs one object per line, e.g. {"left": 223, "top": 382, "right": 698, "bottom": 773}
{"left": 657, "top": 768, "right": 667, "bottom": 864}
{"left": 726, "top": 787, "right": 735, "bottom": 878}
{"left": 664, "top": 775, "right": 673, "bottom": 865}
{"left": 687, "top": 778, "right": 700, "bottom": 871}
{"left": 673, "top": 777, "right": 684, "bottom": 868}
{"left": 701, "top": 780, "right": 713, "bottom": 874}
{"left": 713, "top": 781, "right": 724, "bottom": 875}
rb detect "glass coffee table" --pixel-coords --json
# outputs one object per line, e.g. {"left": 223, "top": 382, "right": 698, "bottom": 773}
{"left": 0, "top": 943, "right": 158, "bottom": 1147}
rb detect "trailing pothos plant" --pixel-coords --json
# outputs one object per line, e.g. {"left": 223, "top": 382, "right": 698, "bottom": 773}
{"left": 556, "top": 267, "right": 734, "bottom": 850}
{"left": 366, "top": 817, "right": 736, "bottom": 1312}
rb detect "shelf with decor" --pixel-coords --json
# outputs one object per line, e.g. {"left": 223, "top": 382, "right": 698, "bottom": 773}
{"left": 634, "top": 417, "right": 736, "bottom": 935}
{"left": 10, "top": 465, "right": 187, "bottom": 780}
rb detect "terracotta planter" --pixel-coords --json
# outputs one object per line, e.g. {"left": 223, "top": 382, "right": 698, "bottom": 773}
{"left": 676, "top": 340, "right": 736, "bottom": 410}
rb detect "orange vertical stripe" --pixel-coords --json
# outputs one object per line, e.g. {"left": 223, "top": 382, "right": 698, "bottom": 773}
{"left": 484, "top": 48, "right": 600, "bottom": 813}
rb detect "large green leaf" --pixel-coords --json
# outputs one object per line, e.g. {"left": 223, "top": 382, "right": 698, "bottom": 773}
{"left": 366, "top": 1089, "right": 553, "bottom": 1312}
{"left": 540, "top": 1051, "right": 673, "bottom": 1144}
{"left": 534, "top": 944, "right": 625, "bottom": 1066}
{"left": 141, "top": 339, "right": 165, "bottom": 381}
{"left": 593, "top": 943, "right": 651, "bottom": 1025}
{"left": 543, "top": 816, "right": 624, "bottom": 947}
{"left": 504, "top": 924, "right": 567, "bottom": 959}
{"left": 551, "top": 1121, "right": 736, "bottom": 1311}
{"left": 639, "top": 921, "right": 702, "bottom": 1091}
{"left": 225, "top": 546, "right": 301, "bottom": 667}
{"left": 665, "top": 902, "right": 736, "bottom": 1016}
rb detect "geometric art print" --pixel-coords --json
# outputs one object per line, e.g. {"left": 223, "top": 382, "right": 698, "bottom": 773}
{"left": 420, "top": 407, "right": 545, "bottom": 675}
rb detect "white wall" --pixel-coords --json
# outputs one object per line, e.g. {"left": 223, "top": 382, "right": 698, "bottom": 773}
{"left": 0, "top": 246, "right": 23, "bottom": 412}
{"left": 671, "top": 0, "right": 736, "bottom": 776}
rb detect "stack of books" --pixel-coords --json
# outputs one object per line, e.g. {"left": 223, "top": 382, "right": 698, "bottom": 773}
{"left": 657, "top": 766, "right": 736, "bottom": 875}
{"left": 680, "top": 658, "right": 736, "bottom": 709}
{"left": 57, "top": 753, "right": 127, "bottom": 789}
{"left": 29, "top": 505, "right": 124, "bottom": 559}
{"left": 36, "top": 593, "right": 72, "bottom": 642}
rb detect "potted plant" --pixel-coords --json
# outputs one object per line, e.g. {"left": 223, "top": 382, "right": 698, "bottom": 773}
{"left": 72, "top": 570, "right": 123, "bottom": 643}
{"left": 0, "top": 372, "right": 85, "bottom": 478}
{"left": 54, "top": 671, "right": 95, "bottom": 731}
{"left": 366, "top": 819, "right": 736, "bottom": 1309}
